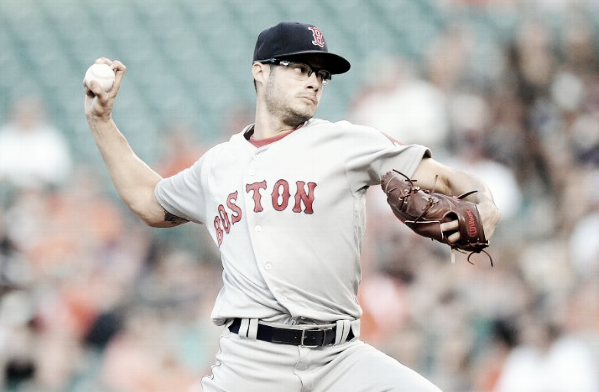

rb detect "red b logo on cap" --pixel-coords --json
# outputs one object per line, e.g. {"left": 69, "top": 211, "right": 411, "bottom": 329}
{"left": 309, "top": 26, "right": 326, "bottom": 47}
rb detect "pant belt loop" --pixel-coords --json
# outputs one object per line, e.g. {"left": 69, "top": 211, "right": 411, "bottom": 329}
{"left": 247, "top": 318, "right": 259, "bottom": 340}
{"left": 350, "top": 319, "right": 361, "bottom": 339}
{"left": 238, "top": 318, "right": 250, "bottom": 338}
{"left": 335, "top": 320, "right": 351, "bottom": 345}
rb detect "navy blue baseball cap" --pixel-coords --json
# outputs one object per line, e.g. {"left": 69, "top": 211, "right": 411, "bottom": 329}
{"left": 253, "top": 22, "right": 351, "bottom": 75}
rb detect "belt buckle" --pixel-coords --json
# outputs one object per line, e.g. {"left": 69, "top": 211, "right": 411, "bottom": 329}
{"left": 300, "top": 326, "right": 333, "bottom": 348}
{"left": 300, "top": 329, "right": 319, "bottom": 348}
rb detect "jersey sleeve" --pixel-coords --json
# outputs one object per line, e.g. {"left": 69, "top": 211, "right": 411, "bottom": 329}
{"left": 154, "top": 156, "right": 206, "bottom": 224}
{"left": 339, "top": 121, "right": 431, "bottom": 192}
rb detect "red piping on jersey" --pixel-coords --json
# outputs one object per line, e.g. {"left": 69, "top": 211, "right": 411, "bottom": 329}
{"left": 249, "top": 131, "right": 295, "bottom": 147}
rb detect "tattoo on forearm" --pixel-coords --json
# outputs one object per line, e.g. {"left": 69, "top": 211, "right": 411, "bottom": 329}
{"left": 164, "top": 210, "right": 189, "bottom": 225}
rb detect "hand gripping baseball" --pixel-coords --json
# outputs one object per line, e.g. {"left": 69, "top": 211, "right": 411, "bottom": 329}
{"left": 381, "top": 170, "right": 492, "bottom": 266}
{"left": 83, "top": 58, "right": 126, "bottom": 121}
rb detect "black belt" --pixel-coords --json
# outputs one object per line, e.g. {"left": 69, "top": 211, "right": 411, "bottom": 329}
{"left": 229, "top": 318, "right": 354, "bottom": 347}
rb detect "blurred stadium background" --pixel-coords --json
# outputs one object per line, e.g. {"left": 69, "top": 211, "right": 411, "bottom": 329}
{"left": 3, "top": 0, "right": 587, "bottom": 162}
{"left": 1, "top": 0, "right": 599, "bottom": 391}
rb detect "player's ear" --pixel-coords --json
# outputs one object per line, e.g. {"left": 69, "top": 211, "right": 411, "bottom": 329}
{"left": 252, "top": 62, "right": 270, "bottom": 89}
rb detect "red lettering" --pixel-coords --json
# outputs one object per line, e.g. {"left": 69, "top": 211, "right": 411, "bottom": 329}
{"left": 246, "top": 181, "right": 267, "bottom": 212}
{"left": 227, "top": 191, "right": 242, "bottom": 224}
{"left": 214, "top": 216, "right": 224, "bottom": 246}
{"left": 272, "top": 179, "right": 291, "bottom": 211}
{"left": 294, "top": 181, "right": 317, "bottom": 214}
{"left": 215, "top": 179, "right": 317, "bottom": 247}
{"left": 466, "top": 210, "right": 478, "bottom": 237}
{"left": 218, "top": 205, "right": 231, "bottom": 233}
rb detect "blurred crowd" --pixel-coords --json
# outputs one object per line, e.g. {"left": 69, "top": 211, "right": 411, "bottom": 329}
{"left": 353, "top": 6, "right": 599, "bottom": 392}
{"left": 1, "top": 3, "right": 599, "bottom": 392}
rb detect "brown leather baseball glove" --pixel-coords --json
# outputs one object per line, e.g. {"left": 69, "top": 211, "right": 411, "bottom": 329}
{"left": 381, "top": 170, "right": 492, "bottom": 265}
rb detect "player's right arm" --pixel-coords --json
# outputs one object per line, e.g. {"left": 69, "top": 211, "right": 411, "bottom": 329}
{"left": 83, "top": 58, "right": 188, "bottom": 228}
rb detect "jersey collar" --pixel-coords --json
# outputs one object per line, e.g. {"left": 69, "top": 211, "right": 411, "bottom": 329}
{"left": 244, "top": 120, "right": 312, "bottom": 148}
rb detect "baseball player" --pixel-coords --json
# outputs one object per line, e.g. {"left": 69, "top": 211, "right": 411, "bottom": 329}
{"left": 84, "top": 21, "right": 500, "bottom": 392}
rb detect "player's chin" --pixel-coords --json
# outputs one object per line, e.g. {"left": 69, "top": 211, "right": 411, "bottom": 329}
{"left": 287, "top": 107, "right": 315, "bottom": 124}
{"left": 302, "top": 104, "right": 319, "bottom": 117}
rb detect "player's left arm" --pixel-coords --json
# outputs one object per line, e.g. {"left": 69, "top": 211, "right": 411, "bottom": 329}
{"left": 411, "top": 157, "right": 501, "bottom": 242}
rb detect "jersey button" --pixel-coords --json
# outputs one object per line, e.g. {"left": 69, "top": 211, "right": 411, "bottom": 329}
{"left": 248, "top": 169, "right": 255, "bottom": 176}
{"left": 264, "top": 263, "right": 272, "bottom": 270}
{"left": 255, "top": 225, "right": 262, "bottom": 232}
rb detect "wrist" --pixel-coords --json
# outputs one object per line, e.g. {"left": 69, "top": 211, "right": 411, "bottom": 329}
{"left": 477, "top": 198, "right": 501, "bottom": 223}
{"left": 87, "top": 112, "right": 113, "bottom": 124}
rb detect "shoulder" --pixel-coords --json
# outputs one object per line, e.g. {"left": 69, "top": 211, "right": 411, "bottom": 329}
{"left": 323, "top": 119, "right": 407, "bottom": 145}
{"left": 307, "top": 118, "right": 364, "bottom": 130}
{"left": 306, "top": 119, "right": 383, "bottom": 138}
{"left": 305, "top": 119, "right": 426, "bottom": 153}
{"left": 195, "top": 131, "right": 254, "bottom": 167}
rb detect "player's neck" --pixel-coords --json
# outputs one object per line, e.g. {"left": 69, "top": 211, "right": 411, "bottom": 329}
{"left": 253, "top": 116, "right": 307, "bottom": 141}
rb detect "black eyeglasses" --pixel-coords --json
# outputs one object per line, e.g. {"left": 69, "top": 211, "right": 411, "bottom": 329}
{"left": 261, "top": 59, "right": 332, "bottom": 86}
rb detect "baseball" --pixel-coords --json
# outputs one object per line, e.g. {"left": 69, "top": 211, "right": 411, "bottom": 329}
{"left": 84, "top": 63, "right": 115, "bottom": 92}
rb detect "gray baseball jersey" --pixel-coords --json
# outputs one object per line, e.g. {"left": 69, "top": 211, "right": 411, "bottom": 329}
{"left": 154, "top": 118, "right": 429, "bottom": 326}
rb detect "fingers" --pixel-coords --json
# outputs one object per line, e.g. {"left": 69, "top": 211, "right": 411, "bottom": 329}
{"left": 84, "top": 79, "right": 106, "bottom": 97}
{"left": 94, "top": 57, "right": 112, "bottom": 65}
{"left": 445, "top": 231, "right": 461, "bottom": 243}
{"left": 440, "top": 220, "right": 460, "bottom": 243}
{"left": 97, "top": 58, "right": 127, "bottom": 80}
{"left": 110, "top": 60, "right": 127, "bottom": 94}
{"left": 83, "top": 57, "right": 127, "bottom": 120}
{"left": 84, "top": 57, "right": 127, "bottom": 97}
{"left": 439, "top": 203, "right": 499, "bottom": 244}
{"left": 440, "top": 220, "right": 458, "bottom": 233}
